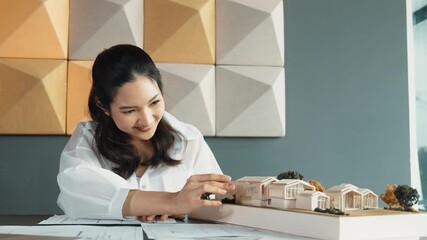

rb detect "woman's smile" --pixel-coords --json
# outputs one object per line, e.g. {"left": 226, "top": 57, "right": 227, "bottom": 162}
{"left": 135, "top": 126, "right": 152, "bottom": 133}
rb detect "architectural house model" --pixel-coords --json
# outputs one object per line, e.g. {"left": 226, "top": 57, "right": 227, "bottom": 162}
{"left": 326, "top": 183, "right": 378, "bottom": 210}
{"left": 295, "top": 190, "right": 330, "bottom": 210}
{"left": 230, "top": 176, "right": 276, "bottom": 207}
{"left": 192, "top": 176, "right": 427, "bottom": 240}
{"left": 266, "top": 179, "right": 315, "bottom": 209}
{"left": 220, "top": 176, "right": 377, "bottom": 212}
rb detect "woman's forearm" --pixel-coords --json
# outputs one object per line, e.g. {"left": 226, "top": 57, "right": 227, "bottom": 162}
{"left": 122, "top": 174, "right": 235, "bottom": 218}
{"left": 122, "top": 190, "right": 178, "bottom": 217}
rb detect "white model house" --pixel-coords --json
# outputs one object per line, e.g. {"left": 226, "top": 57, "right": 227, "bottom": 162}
{"left": 358, "top": 188, "right": 379, "bottom": 209}
{"left": 233, "top": 176, "right": 277, "bottom": 207}
{"left": 325, "top": 183, "right": 378, "bottom": 210}
{"left": 266, "top": 179, "right": 315, "bottom": 209}
{"left": 295, "top": 190, "right": 330, "bottom": 210}
{"left": 326, "top": 184, "right": 362, "bottom": 210}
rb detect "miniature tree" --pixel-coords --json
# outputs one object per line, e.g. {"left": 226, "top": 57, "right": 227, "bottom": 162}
{"left": 380, "top": 184, "right": 400, "bottom": 209}
{"left": 394, "top": 185, "right": 420, "bottom": 211}
{"left": 277, "top": 171, "right": 304, "bottom": 180}
{"left": 308, "top": 180, "right": 325, "bottom": 192}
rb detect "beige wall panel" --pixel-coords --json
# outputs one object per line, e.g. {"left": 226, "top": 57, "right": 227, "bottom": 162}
{"left": 216, "top": 65, "right": 285, "bottom": 137}
{"left": 0, "top": 59, "right": 67, "bottom": 134}
{"left": 144, "top": 0, "right": 215, "bottom": 64}
{"left": 66, "top": 61, "right": 93, "bottom": 134}
{"left": 68, "top": 0, "right": 144, "bottom": 60}
{"left": 0, "top": 0, "right": 69, "bottom": 59}
{"left": 157, "top": 63, "right": 215, "bottom": 136}
{"left": 216, "top": 0, "right": 284, "bottom": 66}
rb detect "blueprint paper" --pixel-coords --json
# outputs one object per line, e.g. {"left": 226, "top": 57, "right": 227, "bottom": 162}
{"left": 0, "top": 225, "right": 143, "bottom": 240}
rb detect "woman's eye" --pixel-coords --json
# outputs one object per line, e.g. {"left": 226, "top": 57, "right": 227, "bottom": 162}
{"left": 122, "top": 110, "right": 134, "bottom": 114}
{"left": 151, "top": 100, "right": 160, "bottom": 105}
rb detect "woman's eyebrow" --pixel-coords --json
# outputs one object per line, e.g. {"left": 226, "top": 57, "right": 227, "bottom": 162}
{"left": 148, "top": 93, "right": 160, "bottom": 103}
{"left": 118, "top": 93, "right": 160, "bottom": 109}
{"left": 119, "top": 106, "right": 135, "bottom": 110}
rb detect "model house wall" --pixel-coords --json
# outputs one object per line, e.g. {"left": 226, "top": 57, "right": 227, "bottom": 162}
{"left": 266, "top": 179, "right": 315, "bottom": 209}
{"left": 361, "top": 189, "right": 379, "bottom": 209}
{"left": 234, "top": 176, "right": 277, "bottom": 207}
{"left": 295, "top": 190, "right": 330, "bottom": 210}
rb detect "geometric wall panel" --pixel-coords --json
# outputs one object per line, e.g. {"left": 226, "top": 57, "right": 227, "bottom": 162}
{"left": 0, "top": 0, "right": 285, "bottom": 137}
{"left": 216, "top": 0, "right": 284, "bottom": 66}
{"left": 216, "top": 65, "right": 285, "bottom": 137}
{"left": 68, "top": 0, "right": 144, "bottom": 60}
{"left": 66, "top": 61, "right": 93, "bottom": 134}
{"left": 0, "top": 0, "right": 69, "bottom": 59}
{"left": 157, "top": 63, "right": 215, "bottom": 136}
{"left": 144, "top": 0, "right": 215, "bottom": 64}
{"left": 0, "top": 59, "right": 67, "bottom": 134}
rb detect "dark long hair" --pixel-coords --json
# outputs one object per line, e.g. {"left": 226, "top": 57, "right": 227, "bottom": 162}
{"left": 88, "top": 44, "right": 181, "bottom": 179}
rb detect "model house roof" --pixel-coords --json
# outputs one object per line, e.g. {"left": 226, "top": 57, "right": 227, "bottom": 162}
{"left": 326, "top": 183, "right": 362, "bottom": 195}
{"left": 272, "top": 179, "right": 301, "bottom": 185}
{"left": 236, "top": 176, "right": 277, "bottom": 183}
{"left": 358, "top": 188, "right": 378, "bottom": 196}
{"left": 270, "top": 179, "right": 315, "bottom": 189}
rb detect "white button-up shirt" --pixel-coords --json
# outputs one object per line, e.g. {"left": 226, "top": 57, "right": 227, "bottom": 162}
{"left": 57, "top": 112, "right": 222, "bottom": 219}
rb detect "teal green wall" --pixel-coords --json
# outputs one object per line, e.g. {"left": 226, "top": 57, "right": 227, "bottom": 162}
{"left": 208, "top": 0, "right": 411, "bottom": 201}
{"left": 0, "top": 0, "right": 411, "bottom": 214}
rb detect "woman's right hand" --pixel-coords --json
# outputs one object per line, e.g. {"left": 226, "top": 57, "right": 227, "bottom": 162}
{"left": 138, "top": 214, "right": 186, "bottom": 222}
{"left": 171, "top": 174, "right": 235, "bottom": 215}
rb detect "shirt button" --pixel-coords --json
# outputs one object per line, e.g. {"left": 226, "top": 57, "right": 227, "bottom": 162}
{"left": 141, "top": 185, "right": 146, "bottom": 189}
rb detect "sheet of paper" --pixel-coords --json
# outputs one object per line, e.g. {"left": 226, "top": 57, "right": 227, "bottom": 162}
{"left": 39, "top": 215, "right": 176, "bottom": 225}
{"left": 0, "top": 225, "right": 143, "bottom": 240}
{"left": 141, "top": 223, "right": 312, "bottom": 239}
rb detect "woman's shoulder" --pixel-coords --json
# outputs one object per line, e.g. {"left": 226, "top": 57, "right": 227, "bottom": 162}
{"left": 61, "top": 121, "right": 112, "bottom": 170}
{"left": 73, "top": 121, "right": 97, "bottom": 135}
{"left": 76, "top": 120, "right": 97, "bottom": 130}
{"left": 66, "top": 121, "right": 98, "bottom": 148}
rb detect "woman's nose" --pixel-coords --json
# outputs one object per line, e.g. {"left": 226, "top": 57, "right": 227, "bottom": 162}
{"left": 137, "top": 109, "right": 153, "bottom": 126}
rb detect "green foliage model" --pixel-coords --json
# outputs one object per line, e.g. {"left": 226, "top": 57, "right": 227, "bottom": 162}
{"left": 277, "top": 170, "right": 304, "bottom": 180}
{"left": 394, "top": 185, "right": 420, "bottom": 210}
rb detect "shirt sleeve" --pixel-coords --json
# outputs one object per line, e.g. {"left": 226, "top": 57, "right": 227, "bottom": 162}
{"left": 57, "top": 123, "right": 133, "bottom": 220}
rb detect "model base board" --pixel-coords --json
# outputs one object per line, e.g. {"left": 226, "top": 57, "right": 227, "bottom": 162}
{"left": 189, "top": 204, "right": 427, "bottom": 240}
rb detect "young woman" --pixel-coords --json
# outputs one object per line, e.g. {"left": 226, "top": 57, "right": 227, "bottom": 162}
{"left": 57, "top": 44, "right": 234, "bottom": 221}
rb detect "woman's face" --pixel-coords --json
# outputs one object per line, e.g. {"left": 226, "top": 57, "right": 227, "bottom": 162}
{"left": 108, "top": 75, "right": 165, "bottom": 141}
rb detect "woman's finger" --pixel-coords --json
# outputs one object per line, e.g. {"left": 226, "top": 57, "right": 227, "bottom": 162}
{"left": 199, "top": 181, "right": 235, "bottom": 190}
{"left": 188, "top": 174, "right": 231, "bottom": 182}
{"left": 196, "top": 184, "right": 228, "bottom": 196}
{"left": 170, "top": 214, "right": 186, "bottom": 220}
{"left": 142, "top": 215, "right": 156, "bottom": 222}
{"left": 201, "top": 199, "right": 223, "bottom": 207}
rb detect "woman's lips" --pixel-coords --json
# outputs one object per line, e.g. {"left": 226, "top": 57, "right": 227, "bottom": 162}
{"left": 135, "top": 126, "right": 151, "bottom": 133}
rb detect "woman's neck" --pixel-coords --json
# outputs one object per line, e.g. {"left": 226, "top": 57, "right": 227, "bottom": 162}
{"left": 131, "top": 139, "right": 154, "bottom": 164}
{"left": 132, "top": 139, "right": 154, "bottom": 177}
